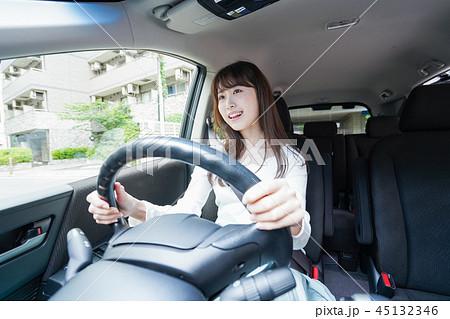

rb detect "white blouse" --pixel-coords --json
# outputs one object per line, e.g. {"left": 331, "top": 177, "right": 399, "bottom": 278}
{"left": 144, "top": 146, "right": 311, "bottom": 251}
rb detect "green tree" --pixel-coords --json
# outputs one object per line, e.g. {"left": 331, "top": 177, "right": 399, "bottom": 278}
{"left": 364, "top": 114, "right": 371, "bottom": 126}
{"left": 59, "top": 100, "right": 140, "bottom": 159}
{"left": 165, "top": 113, "right": 183, "bottom": 123}
{"left": 59, "top": 99, "right": 140, "bottom": 143}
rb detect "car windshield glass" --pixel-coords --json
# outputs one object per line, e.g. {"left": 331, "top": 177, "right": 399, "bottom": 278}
{"left": 0, "top": 50, "right": 197, "bottom": 200}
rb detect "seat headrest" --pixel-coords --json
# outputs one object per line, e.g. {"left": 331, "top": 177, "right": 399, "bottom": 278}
{"left": 366, "top": 116, "right": 400, "bottom": 138}
{"left": 400, "top": 83, "right": 450, "bottom": 132}
{"left": 275, "top": 96, "right": 293, "bottom": 134}
{"left": 303, "top": 121, "right": 337, "bottom": 137}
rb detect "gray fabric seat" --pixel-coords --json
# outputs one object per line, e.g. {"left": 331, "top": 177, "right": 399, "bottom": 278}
{"left": 304, "top": 121, "right": 347, "bottom": 207}
{"left": 275, "top": 94, "right": 306, "bottom": 150}
{"left": 324, "top": 117, "right": 401, "bottom": 267}
{"left": 346, "top": 116, "right": 400, "bottom": 194}
{"left": 360, "top": 83, "right": 450, "bottom": 300}
{"left": 303, "top": 121, "right": 359, "bottom": 269}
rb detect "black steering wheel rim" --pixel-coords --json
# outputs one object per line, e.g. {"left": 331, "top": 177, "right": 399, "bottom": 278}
{"left": 96, "top": 136, "right": 261, "bottom": 211}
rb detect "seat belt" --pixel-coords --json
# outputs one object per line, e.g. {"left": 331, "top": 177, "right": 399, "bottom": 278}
{"left": 290, "top": 250, "right": 313, "bottom": 276}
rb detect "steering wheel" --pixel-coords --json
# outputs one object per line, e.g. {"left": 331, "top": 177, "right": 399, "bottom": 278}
{"left": 51, "top": 137, "right": 294, "bottom": 300}
{"left": 96, "top": 136, "right": 260, "bottom": 233}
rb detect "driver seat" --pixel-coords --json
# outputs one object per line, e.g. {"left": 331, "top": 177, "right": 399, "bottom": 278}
{"left": 275, "top": 95, "right": 332, "bottom": 280}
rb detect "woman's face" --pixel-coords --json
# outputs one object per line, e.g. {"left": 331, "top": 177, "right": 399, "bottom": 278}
{"left": 217, "top": 85, "right": 263, "bottom": 138}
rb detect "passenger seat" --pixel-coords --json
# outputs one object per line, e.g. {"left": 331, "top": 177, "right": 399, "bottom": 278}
{"left": 354, "top": 83, "right": 450, "bottom": 300}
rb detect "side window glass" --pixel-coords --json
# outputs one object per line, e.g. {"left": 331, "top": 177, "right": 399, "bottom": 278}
{"left": 0, "top": 50, "right": 197, "bottom": 198}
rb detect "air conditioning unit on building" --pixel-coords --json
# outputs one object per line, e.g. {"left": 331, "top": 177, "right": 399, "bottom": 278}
{"left": 12, "top": 100, "right": 22, "bottom": 108}
{"left": 127, "top": 83, "right": 140, "bottom": 94}
{"left": 30, "top": 90, "right": 45, "bottom": 100}
{"left": 9, "top": 66, "right": 20, "bottom": 75}
{"left": 91, "top": 61, "right": 102, "bottom": 71}
{"left": 175, "top": 68, "right": 189, "bottom": 81}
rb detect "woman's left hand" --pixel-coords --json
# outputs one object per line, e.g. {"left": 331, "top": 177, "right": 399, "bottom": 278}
{"left": 242, "top": 179, "right": 304, "bottom": 235}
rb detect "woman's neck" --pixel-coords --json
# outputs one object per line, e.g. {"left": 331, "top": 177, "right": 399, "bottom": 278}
{"left": 237, "top": 121, "right": 268, "bottom": 165}
{"left": 239, "top": 122, "right": 265, "bottom": 146}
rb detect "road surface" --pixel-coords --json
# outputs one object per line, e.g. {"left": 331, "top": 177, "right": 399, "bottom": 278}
{"left": 0, "top": 160, "right": 102, "bottom": 200}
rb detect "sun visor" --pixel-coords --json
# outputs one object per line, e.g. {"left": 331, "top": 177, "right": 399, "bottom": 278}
{"left": 162, "top": 0, "right": 279, "bottom": 34}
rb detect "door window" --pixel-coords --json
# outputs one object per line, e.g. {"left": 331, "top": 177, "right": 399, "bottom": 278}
{"left": 0, "top": 50, "right": 198, "bottom": 198}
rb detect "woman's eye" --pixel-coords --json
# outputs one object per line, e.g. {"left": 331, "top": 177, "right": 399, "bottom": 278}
{"left": 233, "top": 88, "right": 242, "bottom": 94}
{"left": 218, "top": 95, "right": 224, "bottom": 100}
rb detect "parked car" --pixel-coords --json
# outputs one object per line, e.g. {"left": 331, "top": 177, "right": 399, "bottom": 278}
{"left": 0, "top": 0, "right": 449, "bottom": 301}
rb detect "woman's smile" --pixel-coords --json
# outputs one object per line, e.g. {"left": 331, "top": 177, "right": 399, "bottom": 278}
{"left": 228, "top": 111, "right": 243, "bottom": 120}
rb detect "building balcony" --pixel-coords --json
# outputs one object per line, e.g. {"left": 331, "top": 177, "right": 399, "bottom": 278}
{"left": 3, "top": 111, "right": 56, "bottom": 136}
{"left": 1, "top": 56, "right": 43, "bottom": 87}
{"left": 88, "top": 55, "right": 159, "bottom": 97}
{"left": 1, "top": 56, "right": 40, "bottom": 72}
{"left": 88, "top": 54, "right": 192, "bottom": 98}
{"left": 2, "top": 68, "right": 46, "bottom": 102}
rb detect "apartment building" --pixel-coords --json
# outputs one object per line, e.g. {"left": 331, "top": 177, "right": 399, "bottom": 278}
{"left": 0, "top": 50, "right": 194, "bottom": 163}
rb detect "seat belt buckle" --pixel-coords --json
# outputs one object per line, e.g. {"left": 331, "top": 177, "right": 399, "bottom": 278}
{"left": 312, "top": 266, "right": 319, "bottom": 280}
{"left": 376, "top": 272, "right": 396, "bottom": 298}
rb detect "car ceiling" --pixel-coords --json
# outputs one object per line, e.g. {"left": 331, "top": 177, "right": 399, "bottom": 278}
{"left": 1, "top": 0, "right": 450, "bottom": 115}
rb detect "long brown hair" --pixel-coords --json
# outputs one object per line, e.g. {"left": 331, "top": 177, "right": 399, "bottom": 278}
{"left": 209, "top": 61, "right": 300, "bottom": 184}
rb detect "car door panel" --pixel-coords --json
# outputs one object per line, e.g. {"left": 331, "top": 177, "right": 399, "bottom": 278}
{"left": 0, "top": 185, "right": 73, "bottom": 300}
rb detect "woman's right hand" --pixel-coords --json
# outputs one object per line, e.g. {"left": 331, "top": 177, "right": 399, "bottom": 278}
{"left": 86, "top": 182, "right": 143, "bottom": 224}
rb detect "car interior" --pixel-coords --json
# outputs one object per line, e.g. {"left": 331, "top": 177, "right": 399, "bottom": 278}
{"left": 0, "top": 0, "right": 449, "bottom": 301}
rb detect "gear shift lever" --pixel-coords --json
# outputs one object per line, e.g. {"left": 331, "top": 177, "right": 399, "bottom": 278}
{"left": 65, "top": 228, "right": 93, "bottom": 282}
